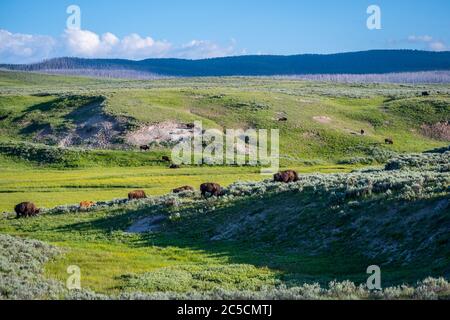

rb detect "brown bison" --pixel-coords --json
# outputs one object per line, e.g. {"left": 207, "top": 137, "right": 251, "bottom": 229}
{"left": 200, "top": 183, "right": 222, "bottom": 197}
{"left": 385, "top": 138, "right": 394, "bottom": 145}
{"left": 169, "top": 164, "right": 180, "bottom": 169}
{"left": 140, "top": 145, "right": 150, "bottom": 151}
{"left": 274, "top": 170, "right": 299, "bottom": 183}
{"left": 14, "top": 202, "right": 40, "bottom": 218}
{"left": 80, "top": 201, "right": 95, "bottom": 209}
{"left": 278, "top": 117, "right": 288, "bottom": 122}
{"left": 173, "top": 186, "right": 195, "bottom": 193}
{"left": 422, "top": 91, "right": 430, "bottom": 96}
{"left": 161, "top": 156, "right": 171, "bottom": 162}
{"left": 128, "top": 190, "right": 147, "bottom": 200}
{"left": 360, "top": 129, "right": 365, "bottom": 135}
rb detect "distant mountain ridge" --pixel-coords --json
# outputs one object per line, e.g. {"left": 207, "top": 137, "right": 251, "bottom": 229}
{"left": 2, "top": 50, "right": 450, "bottom": 77}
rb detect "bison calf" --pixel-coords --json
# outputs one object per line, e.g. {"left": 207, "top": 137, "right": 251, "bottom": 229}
{"left": 274, "top": 170, "right": 299, "bottom": 183}
{"left": 128, "top": 190, "right": 147, "bottom": 200}
{"left": 80, "top": 201, "right": 95, "bottom": 209}
{"left": 200, "top": 183, "right": 222, "bottom": 197}
{"left": 173, "top": 186, "right": 194, "bottom": 193}
{"left": 14, "top": 202, "right": 40, "bottom": 218}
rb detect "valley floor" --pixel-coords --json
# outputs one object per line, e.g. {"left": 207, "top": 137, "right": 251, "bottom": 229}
{"left": 0, "top": 163, "right": 357, "bottom": 213}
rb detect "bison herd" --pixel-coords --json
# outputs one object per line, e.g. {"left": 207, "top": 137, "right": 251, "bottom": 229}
{"left": 13, "top": 169, "right": 304, "bottom": 219}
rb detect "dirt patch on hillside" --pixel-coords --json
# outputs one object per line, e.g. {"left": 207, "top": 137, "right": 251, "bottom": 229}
{"left": 125, "top": 121, "right": 197, "bottom": 146}
{"left": 313, "top": 116, "right": 332, "bottom": 124}
{"left": 56, "top": 102, "right": 128, "bottom": 149}
{"left": 420, "top": 122, "right": 450, "bottom": 141}
{"left": 126, "top": 122, "right": 253, "bottom": 153}
{"left": 126, "top": 215, "right": 166, "bottom": 233}
{"left": 58, "top": 118, "right": 122, "bottom": 148}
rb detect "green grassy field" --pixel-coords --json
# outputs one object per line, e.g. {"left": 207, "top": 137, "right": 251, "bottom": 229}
{"left": 0, "top": 159, "right": 359, "bottom": 213}
{"left": 1, "top": 155, "right": 448, "bottom": 296}
{"left": 0, "top": 71, "right": 449, "bottom": 299}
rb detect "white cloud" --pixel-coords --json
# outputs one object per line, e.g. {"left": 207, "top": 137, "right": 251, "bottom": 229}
{"left": 0, "top": 29, "right": 56, "bottom": 63}
{"left": 429, "top": 41, "right": 446, "bottom": 52}
{"left": 408, "top": 35, "right": 433, "bottom": 42}
{"left": 407, "top": 34, "right": 447, "bottom": 52}
{"left": 63, "top": 29, "right": 173, "bottom": 59}
{"left": 174, "top": 39, "right": 235, "bottom": 59}
{"left": 64, "top": 29, "right": 103, "bottom": 56}
{"left": 119, "top": 33, "right": 171, "bottom": 59}
{"left": 0, "top": 28, "right": 237, "bottom": 63}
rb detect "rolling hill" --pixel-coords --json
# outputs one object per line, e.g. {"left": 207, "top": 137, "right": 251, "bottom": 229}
{"left": 0, "top": 71, "right": 449, "bottom": 166}
{"left": 2, "top": 50, "right": 450, "bottom": 77}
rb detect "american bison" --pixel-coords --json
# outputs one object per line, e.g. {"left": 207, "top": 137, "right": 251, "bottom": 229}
{"left": 274, "top": 170, "right": 299, "bottom": 183}
{"left": 14, "top": 202, "right": 40, "bottom": 218}
{"left": 161, "top": 156, "right": 171, "bottom": 162}
{"left": 173, "top": 186, "right": 195, "bottom": 193}
{"left": 185, "top": 123, "right": 195, "bottom": 129}
{"left": 360, "top": 129, "right": 365, "bottom": 135}
{"left": 80, "top": 201, "right": 95, "bottom": 209}
{"left": 128, "top": 190, "right": 147, "bottom": 200}
{"left": 278, "top": 117, "right": 288, "bottom": 122}
{"left": 169, "top": 164, "right": 180, "bottom": 169}
{"left": 422, "top": 91, "right": 430, "bottom": 96}
{"left": 140, "top": 145, "right": 150, "bottom": 151}
{"left": 385, "top": 138, "right": 394, "bottom": 145}
{"left": 200, "top": 183, "right": 222, "bottom": 197}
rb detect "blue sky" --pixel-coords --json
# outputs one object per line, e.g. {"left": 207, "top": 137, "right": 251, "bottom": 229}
{"left": 0, "top": 0, "right": 449, "bottom": 63}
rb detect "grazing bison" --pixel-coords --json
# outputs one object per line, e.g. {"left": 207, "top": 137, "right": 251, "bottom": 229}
{"left": 169, "top": 164, "right": 180, "bottom": 169}
{"left": 422, "top": 91, "right": 430, "bottom": 96}
{"left": 173, "top": 186, "right": 195, "bottom": 193}
{"left": 360, "top": 129, "right": 365, "bottom": 135}
{"left": 140, "top": 145, "right": 150, "bottom": 151}
{"left": 200, "top": 183, "right": 222, "bottom": 197}
{"left": 185, "top": 123, "right": 195, "bottom": 129}
{"left": 385, "top": 138, "right": 394, "bottom": 145}
{"left": 80, "top": 201, "right": 95, "bottom": 209}
{"left": 14, "top": 202, "right": 40, "bottom": 218}
{"left": 274, "top": 170, "right": 299, "bottom": 183}
{"left": 128, "top": 190, "right": 147, "bottom": 200}
{"left": 161, "top": 156, "right": 171, "bottom": 162}
{"left": 278, "top": 117, "right": 288, "bottom": 122}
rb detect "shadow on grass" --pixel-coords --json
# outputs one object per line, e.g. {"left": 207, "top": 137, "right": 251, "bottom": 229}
{"left": 52, "top": 192, "right": 450, "bottom": 286}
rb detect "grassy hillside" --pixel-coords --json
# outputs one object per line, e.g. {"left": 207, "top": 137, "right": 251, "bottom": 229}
{"left": 0, "top": 71, "right": 449, "bottom": 165}
{"left": 0, "top": 151, "right": 448, "bottom": 299}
